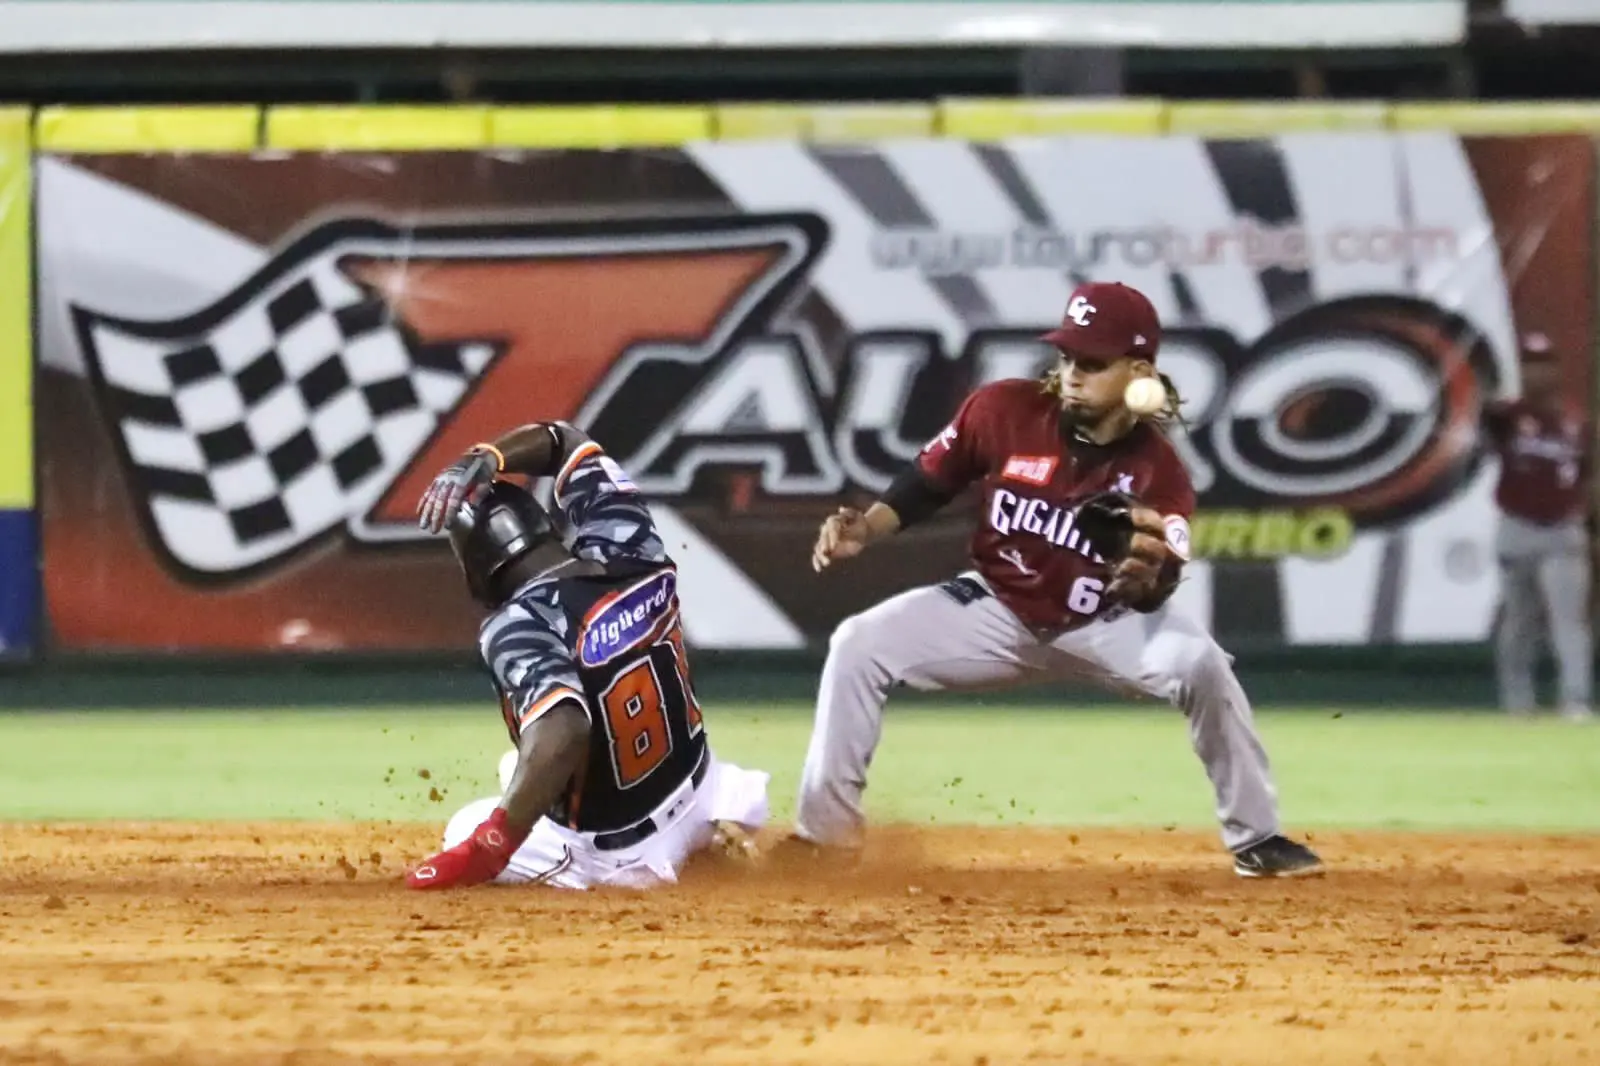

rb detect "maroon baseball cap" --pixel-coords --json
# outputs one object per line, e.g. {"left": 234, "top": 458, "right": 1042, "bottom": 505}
{"left": 1041, "top": 281, "right": 1161, "bottom": 362}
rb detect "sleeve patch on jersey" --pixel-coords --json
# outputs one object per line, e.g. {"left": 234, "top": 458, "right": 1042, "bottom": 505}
{"left": 1164, "top": 515, "right": 1192, "bottom": 562}
{"left": 922, "top": 422, "right": 958, "bottom": 455}
{"left": 597, "top": 454, "right": 640, "bottom": 494}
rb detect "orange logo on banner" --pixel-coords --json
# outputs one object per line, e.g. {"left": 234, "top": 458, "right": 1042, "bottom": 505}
{"left": 346, "top": 248, "right": 785, "bottom": 526}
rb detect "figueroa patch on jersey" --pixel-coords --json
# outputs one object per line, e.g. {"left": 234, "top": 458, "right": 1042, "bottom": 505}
{"left": 1002, "top": 456, "right": 1058, "bottom": 486}
{"left": 579, "top": 570, "right": 677, "bottom": 668}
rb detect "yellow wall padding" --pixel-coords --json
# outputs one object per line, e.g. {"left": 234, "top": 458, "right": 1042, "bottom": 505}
{"left": 34, "top": 106, "right": 262, "bottom": 152}
{"left": 938, "top": 98, "right": 1167, "bottom": 139}
{"left": 718, "top": 102, "right": 936, "bottom": 141}
{"left": 1390, "top": 102, "right": 1600, "bottom": 134}
{"left": 265, "top": 106, "right": 492, "bottom": 150}
{"left": 1166, "top": 101, "right": 1391, "bottom": 136}
{"left": 491, "top": 106, "right": 713, "bottom": 148}
{"left": 805, "top": 103, "right": 935, "bottom": 141}
{"left": 0, "top": 108, "right": 31, "bottom": 507}
{"left": 714, "top": 104, "right": 813, "bottom": 140}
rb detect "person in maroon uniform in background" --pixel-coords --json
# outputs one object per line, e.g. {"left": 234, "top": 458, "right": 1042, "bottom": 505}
{"left": 792, "top": 281, "right": 1322, "bottom": 879}
{"left": 1483, "top": 335, "right": 1594, "bottom": 721}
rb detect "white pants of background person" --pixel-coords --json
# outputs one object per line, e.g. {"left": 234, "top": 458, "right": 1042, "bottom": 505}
{"left": 1495, "top": 514, "right": 1594, "bottom": 720}
{"left": 442, "top": 749, "right": 770, "bottom": 889}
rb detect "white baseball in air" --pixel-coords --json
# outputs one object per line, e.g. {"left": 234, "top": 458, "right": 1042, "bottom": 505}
{"left": 1124, "top": 376, "right": 1166, "bottom": 416}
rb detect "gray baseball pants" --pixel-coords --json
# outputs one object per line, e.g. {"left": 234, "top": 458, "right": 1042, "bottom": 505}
{"left": 795, "top": 573, "right": 1281, "bottom": 852}
{"left": 1494, "top": 515, "right": 1593, "bottom": 712}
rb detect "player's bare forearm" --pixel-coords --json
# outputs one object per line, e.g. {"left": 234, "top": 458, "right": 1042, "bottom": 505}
{"left": 861, "top": 501, "right": 903, "bottom": 544}
{"left": 501, "top": 701, "right": 590, "bottom": 831}
{"left": 490, "top": 422, "right": 595, "bottom": 480}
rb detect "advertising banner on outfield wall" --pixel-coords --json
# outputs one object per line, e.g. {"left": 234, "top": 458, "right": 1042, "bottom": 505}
{"left": 33, "top": 134, "right": 1594, "bottom": 653}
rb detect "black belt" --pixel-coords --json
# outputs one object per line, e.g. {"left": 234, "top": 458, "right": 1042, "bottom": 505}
{"left": 591, "top": 750, "right": 709, "bottom": 852}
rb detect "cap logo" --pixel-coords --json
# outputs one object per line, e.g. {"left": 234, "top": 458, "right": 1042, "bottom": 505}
{"left": 1065, "top": 295, "right": 1097, "bottom": 327}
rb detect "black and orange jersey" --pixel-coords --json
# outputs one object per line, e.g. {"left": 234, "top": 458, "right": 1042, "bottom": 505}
{"left": 476, "top": 440, "right": 706, "bottom": 834}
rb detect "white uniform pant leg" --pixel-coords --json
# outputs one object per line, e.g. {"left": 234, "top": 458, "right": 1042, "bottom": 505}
{"left": 586, "top": 752, "right": 771, "bottom": 889}
{"left": 1495, "top": 517, "right": 1545, "bottom": 714}
{"left": 442, "top": 751, "right": 770, "bottom": 890}
{"left": 1536, "top": 527, "right": 1594, "bottom": 709}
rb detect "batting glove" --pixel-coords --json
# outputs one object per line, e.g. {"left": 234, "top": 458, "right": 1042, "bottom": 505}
{"left": 416, "top": 444, "right": 503, "bottom": 534}
{"left": 405, "top": 808, "right": 527, "bottom": 890}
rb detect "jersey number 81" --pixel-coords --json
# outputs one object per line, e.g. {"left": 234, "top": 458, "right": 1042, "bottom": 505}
{"left": 596, "top": 621, "right": 704, "bottom": 789}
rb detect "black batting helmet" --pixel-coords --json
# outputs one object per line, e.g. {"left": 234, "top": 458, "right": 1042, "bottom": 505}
{"left": 446, "top": 480, "right": 559, "bottom": 606}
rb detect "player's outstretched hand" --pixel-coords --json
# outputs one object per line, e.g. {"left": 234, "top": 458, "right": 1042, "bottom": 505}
{"left": 812, "top": 507, "right": 870, "bottom": 573}
{"left": 416, "top": 446, "right": 502, "bottom": 534}
{"left": 405, "top": 807, "right": 525, "bottom": 890}
{"left": 1106, "top": 505, "right": 1170, "bottom": 603}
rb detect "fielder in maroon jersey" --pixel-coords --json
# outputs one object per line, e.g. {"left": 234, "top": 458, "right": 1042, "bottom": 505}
{"left": 1482, "top": 344, "right": 1594, "bottom": 721}
{"left": 797, "top": 280, "right": 1322, "bottom": 878}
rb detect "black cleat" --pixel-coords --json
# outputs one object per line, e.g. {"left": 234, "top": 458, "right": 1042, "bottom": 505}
{"left": 1233, "top": 835, "right": 1324, "bottom": 879}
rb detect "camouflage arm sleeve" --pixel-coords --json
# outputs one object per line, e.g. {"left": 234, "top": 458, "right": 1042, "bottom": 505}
{"left": 478, "top": 591, "right": 591, "bottom": 738}
{"left": 551, "top": 442, "right": 669, "bottom": 568}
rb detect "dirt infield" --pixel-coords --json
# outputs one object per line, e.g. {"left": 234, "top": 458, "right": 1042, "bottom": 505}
{"left": 2, "top": 824, "right": 1597, "bottom": 1065}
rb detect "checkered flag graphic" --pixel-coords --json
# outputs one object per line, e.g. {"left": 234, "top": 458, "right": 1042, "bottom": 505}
{"left": 79, "top": 255, "right": 498, "bottom": 576}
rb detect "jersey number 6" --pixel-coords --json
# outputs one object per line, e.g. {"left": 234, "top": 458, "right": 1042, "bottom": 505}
{"left": 1067, "top": 576, "right": 1104, "bottom": 615}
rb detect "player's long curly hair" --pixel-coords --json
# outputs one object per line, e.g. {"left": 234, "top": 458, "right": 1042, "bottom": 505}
{"left": 1040, "top": 363, "right": 1186, "bottom": 429}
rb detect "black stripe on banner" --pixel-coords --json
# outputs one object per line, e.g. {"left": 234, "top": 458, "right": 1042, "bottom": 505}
{"left": 975, "top": 144, "right": 1088, "bottom": 290}
{"left": 1202, "top": 140, "right": 1314, "bottom": 316}
{"left": 973, "top": 145, "right": 1051, "bottom": 228}
{"left": 1369, "top": 537, "right": 1407, "bottom": 642}
{"left": 809, "top": 146, "right": 997, "bottom": 327}
{"left": 1199, "top": 138, "right": 1320, "bottom": 645}
{"left": 810, "top": 149, "right": 928, "bottom": 227}
{"left": 793, "top": 291, "right": 851, "bottom": 373}
{"left": 1169, "top": 273, "right": 1202, "bottom": 320}
{"left": 1390, "top": 142, "right": 1420, "bottom": 293}
{"left": 931, "top": 276, "right": 993, "bottom": 323}
{"left": 1366, "top": 140, "right": 1419, "bottom": 639}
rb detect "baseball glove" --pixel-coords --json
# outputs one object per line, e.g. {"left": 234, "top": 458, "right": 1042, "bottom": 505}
{"left": 1074, "top": 490, "right": 1139, "bottom": 560}
{"left": 1076, "top": 490, "right": 1178, "bottom": 611}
